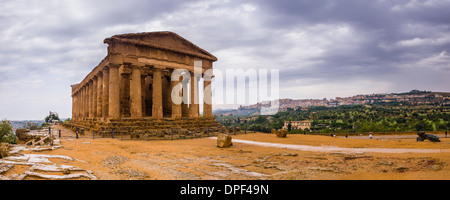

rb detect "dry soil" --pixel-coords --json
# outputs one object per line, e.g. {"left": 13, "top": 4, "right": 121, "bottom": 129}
{"left": 22, "top": 125, "right": 450, "bottom": 180}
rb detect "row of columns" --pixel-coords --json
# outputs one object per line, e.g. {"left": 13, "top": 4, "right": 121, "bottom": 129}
{"left": 72, "top": 63, "right": 213, "bottom": 120}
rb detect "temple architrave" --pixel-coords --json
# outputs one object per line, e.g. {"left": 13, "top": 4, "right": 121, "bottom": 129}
{"left": 66, "top": 31, "right": 222, "bottom": 139}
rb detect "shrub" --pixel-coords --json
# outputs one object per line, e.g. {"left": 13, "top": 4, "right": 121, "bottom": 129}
{"left": 0, "top": 119, "right": 12, "bottom": 138}
{"left": 1, "top": 132, "right": 17, "bottom": 144}
{"left": 0, "top": 119, "right": 17, "bottom": 144}
{"left": 40, "top": 122, "right": 50, "bottom": 128}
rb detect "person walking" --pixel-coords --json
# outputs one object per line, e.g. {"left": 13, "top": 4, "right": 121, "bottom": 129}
{"left": 369, "top": 132, "right": 373, "bottom": 140}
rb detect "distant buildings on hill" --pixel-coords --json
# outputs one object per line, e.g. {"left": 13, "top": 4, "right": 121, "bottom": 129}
{"left": 236, "top": 90, "right": 450, "bottom": 113}
{"left": 9, "top": 120, "right": 45, "bottom": 130}
{"left": 282, "top": 120, "right": 312, "bottom": 130}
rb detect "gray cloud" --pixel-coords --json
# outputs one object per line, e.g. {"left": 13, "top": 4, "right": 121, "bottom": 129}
{"left": 0, "top": 0, "right": 449, "bottom": 119}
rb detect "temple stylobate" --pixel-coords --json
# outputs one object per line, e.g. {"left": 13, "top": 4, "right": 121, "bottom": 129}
{"left": 67, "top": 32, "right": 222, "bottom": 138}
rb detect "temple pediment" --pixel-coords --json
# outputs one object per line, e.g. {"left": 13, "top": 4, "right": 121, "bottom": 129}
{"left": 104, "top": 31, "right": 217, "bottom": 61}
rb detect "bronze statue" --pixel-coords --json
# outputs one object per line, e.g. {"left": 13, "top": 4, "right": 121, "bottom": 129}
{"left": 417, "top": 131, "right": 440, "bottom": 142}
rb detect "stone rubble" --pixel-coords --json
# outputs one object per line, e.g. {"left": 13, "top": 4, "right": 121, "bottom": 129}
{"left": 0, "top": 141, "right": 97, "bottom": 180}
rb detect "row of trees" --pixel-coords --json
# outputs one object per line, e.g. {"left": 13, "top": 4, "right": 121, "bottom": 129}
{"left": 216, "top": 103, "right": 450, "bottom": 134}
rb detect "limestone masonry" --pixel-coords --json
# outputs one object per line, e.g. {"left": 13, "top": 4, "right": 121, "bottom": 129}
{"left": 66, "top": 31, "right": 222, "bottom": 139}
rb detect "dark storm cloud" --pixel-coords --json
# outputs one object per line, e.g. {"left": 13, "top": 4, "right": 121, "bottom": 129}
{"left": 256, "top": 0, "right": 395, "bottom": 29}
{"left": 252, "top": 0, "right": 450, "bottom": 86}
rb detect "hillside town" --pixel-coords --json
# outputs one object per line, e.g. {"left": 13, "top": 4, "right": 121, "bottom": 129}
{"left": 236, "top": 90, "right": 450, "bottom": 113}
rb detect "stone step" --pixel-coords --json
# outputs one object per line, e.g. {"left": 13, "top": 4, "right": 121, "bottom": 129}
{"left": 64, "top": 118, "right": 223, "bottom": 138}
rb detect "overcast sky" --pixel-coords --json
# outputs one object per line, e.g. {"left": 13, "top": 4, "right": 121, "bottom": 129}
{"left": 1, "top": 0, "right": 450, "bottom": 120}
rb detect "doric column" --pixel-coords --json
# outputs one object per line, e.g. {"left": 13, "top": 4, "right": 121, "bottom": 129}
{"left": 171, "top": 70, "right": 182, "bottom": 119}
{"left": 141, "top": 74, "right": 148, "bottom": 116}
{"left": 77, "top": 91, "right": 81, "bottom": 119}
{"left": 86, "top": 83, "right": 90, "bottom": 118}
{"left": 102, "top": 67, "right": 110, "bottom": 118}
{"left": 181, "top": 78, "right": 189, "bottom": 117}
{"left": 203, "top": 75, "right": 213, "bottom": 118}
{"left": 152, "top": 67, "right": 163, "bottom": 118}
{"left": 109, "top": 64, "right": 121, "bottom": 118}
{"left": 96, "top": 72, "right": 103, "bottom": 118}
{"left": 119, "top": 65, "right": 131, "bottom": 117}
{"left": 80, "top": 86, "right": 84, "bottom": 118}
{"left": 72, "top": 94, "right": 75, "bottom": 120}
{"left": 76, "top": 92, "right": 80, "bottom": 119}
{"left": 82, "top": 86, "right": 86, "bottom": 118}
{"left": 130, "top": 64, "right": 143, "bottom": 118}
{"left": 189, "top": 72, "right": 199, "bottom": 118}
{"left": 73, "top": 92, "right": 77, "bottom": 120}
{"left": 72, "top": 93, "right": 76, "bottom": 120}
{"left": 81, "top": 87, "right": 84, "bottom": 118}
{"left": 87, "top": 84, "right": 90, "bottom": 118}
{"left": 88, "top": 80, "right": 94, "bottom": 118}
{"left": 163, "top": 75, "right": 172, "bottom": 116}
{"left": 84, "top": 85, "right": 89, "bottom": 118}
{"left": 144, "top": 76, "right": 152, "bottom": 117}
{"left": 73, "top": 92, "right": 77, "bottom": 119}
{"left": 92, "top": 77, "right": 98, "bottom": 118}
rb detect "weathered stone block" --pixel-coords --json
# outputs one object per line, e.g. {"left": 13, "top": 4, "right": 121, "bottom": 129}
{"left": 275, "top": 129, "right": 288, "bottom": 138}
{"left": 217, "top": 134, "right": 232, "bottom": 148}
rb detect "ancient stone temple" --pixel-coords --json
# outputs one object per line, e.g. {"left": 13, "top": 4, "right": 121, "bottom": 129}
{"left": 66, "top": 31, "right": 222, "bottom": 139}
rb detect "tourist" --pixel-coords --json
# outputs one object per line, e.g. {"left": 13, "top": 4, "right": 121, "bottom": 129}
{"left": 369, "top": 132, "right": 373, "bottom": 139}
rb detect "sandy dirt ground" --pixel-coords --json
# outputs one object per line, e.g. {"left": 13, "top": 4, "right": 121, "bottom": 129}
{"left": 8, "top": 125, "right": 450, "bottom": 180}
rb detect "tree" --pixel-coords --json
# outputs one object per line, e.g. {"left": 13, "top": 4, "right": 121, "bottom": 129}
{"left": 45, "top": 112, "right": 60, "bottom": 123}
{"left": 415, "top": 120, "right": 432, "bottom": 132}
{"left": 438, "top": 123, "right": 447, "bottom": 131}
{"left": 415, "top": 122, "right": 425, "bottom": 132}
{"left": 0, "top": 119, "right": 12, "bottom": 138}
{"left": 270, "top": 121, "right": 283, "bottom": 130}
{"left": 255, "top": 115, "right": 268, "bottom": 124}
{"left": 0, "top": 119, "right": 16, "bottom": 144}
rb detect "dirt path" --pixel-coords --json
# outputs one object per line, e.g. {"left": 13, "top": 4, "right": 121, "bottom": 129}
{"left": 224, "top": 138, "right": 450, "bottom": 154}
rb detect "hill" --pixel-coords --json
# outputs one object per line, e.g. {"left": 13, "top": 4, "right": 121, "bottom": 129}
{"left": 214, "top": 90, "right": 450, "bottom": 116}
